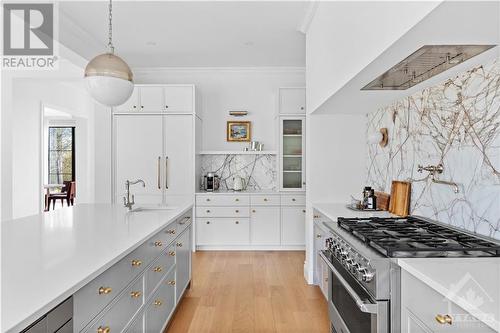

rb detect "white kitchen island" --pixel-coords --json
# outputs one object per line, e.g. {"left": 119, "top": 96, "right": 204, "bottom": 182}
{"left": 1, "top": 199, "right": 193, "bottom": 333}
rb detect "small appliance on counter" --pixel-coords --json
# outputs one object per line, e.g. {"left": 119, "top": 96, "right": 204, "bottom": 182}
{"left": 347, "top": 186, "right": 382, "bottom": 211}
{"left": 203, "top": 172, "right": 220, "bottom": 192}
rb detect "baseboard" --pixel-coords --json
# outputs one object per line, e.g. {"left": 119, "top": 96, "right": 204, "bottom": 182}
{"left": 195, "top": 245, "right": 305, "bottom": 251}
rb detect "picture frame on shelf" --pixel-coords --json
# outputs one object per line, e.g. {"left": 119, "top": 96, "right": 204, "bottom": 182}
{"left": 227, "top": 121, "right": 251, "bottom": 142}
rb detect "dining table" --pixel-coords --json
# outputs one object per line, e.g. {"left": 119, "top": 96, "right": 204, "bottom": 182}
{"left": 43, "top": 184, "right": 64, "bottom": 211}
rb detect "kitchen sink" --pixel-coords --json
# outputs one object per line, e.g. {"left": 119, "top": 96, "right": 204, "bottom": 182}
{"left": 129, "top": 205, "right": 178, "bottom": 212}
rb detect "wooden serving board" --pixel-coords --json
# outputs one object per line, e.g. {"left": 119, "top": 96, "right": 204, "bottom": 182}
{"left": 388, "top": 181, "right": 411, "bottom": 216}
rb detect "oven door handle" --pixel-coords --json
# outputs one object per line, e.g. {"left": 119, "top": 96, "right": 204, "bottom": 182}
{"left": 319, "top": 251, "right": 378, "bottom": 314}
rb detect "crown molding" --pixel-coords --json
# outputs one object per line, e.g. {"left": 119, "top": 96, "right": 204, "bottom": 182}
{"left": 297, "top": 1, "right": 319, "bottom": 34}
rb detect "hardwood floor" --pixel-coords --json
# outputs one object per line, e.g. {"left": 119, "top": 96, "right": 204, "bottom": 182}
{"left": 166, "top": 251, "right": 330, "bottom": 333}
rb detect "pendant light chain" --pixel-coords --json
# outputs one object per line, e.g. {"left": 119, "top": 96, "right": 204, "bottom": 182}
{"left": 108, "top": 0, "right": 114, "bottom": 53}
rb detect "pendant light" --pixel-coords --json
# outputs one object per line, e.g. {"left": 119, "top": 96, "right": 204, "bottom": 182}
{"left": 84, "top": 0, "right": 133, "bottom": 107}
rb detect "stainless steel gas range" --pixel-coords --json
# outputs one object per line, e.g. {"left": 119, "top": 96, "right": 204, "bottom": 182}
{"left": 319, "top": 215, "right": 500, "bottom": 333}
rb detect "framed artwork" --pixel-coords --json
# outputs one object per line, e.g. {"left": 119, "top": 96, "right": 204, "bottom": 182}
{"left": 227, "top": 121, "right": 251, "bottom": 142}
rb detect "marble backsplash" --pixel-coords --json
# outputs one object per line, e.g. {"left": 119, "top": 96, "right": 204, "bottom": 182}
{"left": 200, "top": 154, "right": 277, "bottom": 191}
{"left": 366, "top": 58, "right": 500, "bottom": 239}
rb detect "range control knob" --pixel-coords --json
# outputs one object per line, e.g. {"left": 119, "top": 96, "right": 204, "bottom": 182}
{"left": 361, "top": 269, "right": 375, "bottom": 283}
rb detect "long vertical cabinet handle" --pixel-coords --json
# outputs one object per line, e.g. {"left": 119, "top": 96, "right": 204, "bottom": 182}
{"left": 157, "top": 156, "right": 161, "bottom": 189}
{"left": 165, "top": 156, "right": 169, "bottom": 189}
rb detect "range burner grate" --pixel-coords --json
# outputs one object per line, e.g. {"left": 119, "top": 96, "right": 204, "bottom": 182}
{"left": 337, "top": 216, "right": 500, "bottom": 257}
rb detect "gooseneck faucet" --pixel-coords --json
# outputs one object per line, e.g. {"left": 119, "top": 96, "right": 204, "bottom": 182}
{"left": 417, "top": 163, "right": 459, "bottom": 193}
{"left": 123, "top": 179, "right": 145, "bottom": 210}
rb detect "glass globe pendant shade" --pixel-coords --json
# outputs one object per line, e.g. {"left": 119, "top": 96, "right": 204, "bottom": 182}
{"left": 84, "top": 53, "right": 134, "bottom": 107}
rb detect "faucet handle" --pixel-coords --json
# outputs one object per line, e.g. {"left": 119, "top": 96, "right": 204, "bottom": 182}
{"left": 417, "top": 165, "right": 424, "bottom": 173}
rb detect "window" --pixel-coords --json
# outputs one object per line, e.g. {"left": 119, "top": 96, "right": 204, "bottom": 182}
{"left": 48, "top": 127, "right": 75, "bottom": 184}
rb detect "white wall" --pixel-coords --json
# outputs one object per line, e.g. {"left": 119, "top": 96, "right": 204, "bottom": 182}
{"left": 134, "top": 68, "right": 305, "bottom": 151}
{"left": 305, "top": 1, "right": 439, "bottom": 113}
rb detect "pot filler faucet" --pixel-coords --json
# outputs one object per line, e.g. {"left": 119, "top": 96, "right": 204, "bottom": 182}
{"left": 124, "top": 179, "right": 145, "bottom": 210}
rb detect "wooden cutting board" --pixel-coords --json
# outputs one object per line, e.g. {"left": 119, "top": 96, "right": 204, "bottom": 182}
{"left": 388, "top": 181, "right": 411, "bottom": 216}
{"left": 375, "top": 191, "right": 390, "bottom": 211}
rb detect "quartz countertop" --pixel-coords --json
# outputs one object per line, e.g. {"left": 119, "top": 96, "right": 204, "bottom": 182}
{"left": 312, "top": 202, "right": 393, "bottom": 221}
{"left": 1, "top": 199, "right": 193, "bottom": 333}
{"left": 397, "top": 258, "right": 500, "bottom": 331}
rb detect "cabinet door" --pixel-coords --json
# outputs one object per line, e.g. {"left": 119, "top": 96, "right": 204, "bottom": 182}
{"left": 280, "top": 117, "right": 305, "bottom": 190}
{"left": 175, "top": 226, "right": 191, "bottom": 302}
{"left": 164, "top": 86, "right": 193, "bottom": 113}
{"left": 115, "top": 115, "right": 163, "bottom": 204}
{"left": 250, "top": 207, "right": 280, "bottom": 245}
{"left": 145, "top": 270, "right": 176, "bottom": 333}
{"left": 164, "top": 115, "right": 193, "bottom": 196}
{"left": 281, "top": 207, "right": 305, "bottom": 246}
{"left": 279, "top": 88, "right": 305, "bottom": 114}
{"left": 114, "top": 86, "right": 139, "bottom": 112}
{"left": 139, "top": 86, "right": 164, "bottom": 112}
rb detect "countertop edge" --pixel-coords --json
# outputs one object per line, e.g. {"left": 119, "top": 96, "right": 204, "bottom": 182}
{"left": 3, "top": 203, "right": 193, "bottom": 333}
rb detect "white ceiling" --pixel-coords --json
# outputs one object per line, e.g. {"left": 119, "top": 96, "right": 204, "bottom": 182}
{"left": 59, "top": 1, "right": 307, "bottom": 68}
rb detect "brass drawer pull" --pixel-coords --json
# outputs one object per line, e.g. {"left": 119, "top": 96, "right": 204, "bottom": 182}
{"left": 154, "top": 299, "right": 163, "bottom": 306}
{"left": 167, "top": 280, "right": 176, "bottom": 285}
{"left": 131, "top": 259, "right": 142, "bottom": 267}
{"left": 435, "top": 314, "right": 452, "bottom": 325}
{"left": 235, "top": 198, "right": 239, "bottom": 201}
{"left": 252, "top": 209, "right": 256, "bottom": 213}
{"left": 169, "top": 251, "right": 176, "bottom": 256}
{"left": 235, "top": 209, "right": 239, "bottom": 213}
{"left": 98, "top": 287, "right": 112, "bottom": 295}
{"left": 153, "top": 266, "right": 163, "bottom": 273}
{"left": 316, "top": 234, "right": 322, "bottom": 238}
{"left": 166, "top": 229, "right": 176, "bottom": 234}
{"left": 235, "top": 221, "right": 239, "bottom": 224}
{"left": 176, "top": 242, "right": 183, "bottom": 247}
{"left": 313, "top": 215, "right": 320, "bottom": 218}
{"left": 302, "top": 209, "right": 306, "bottom": 213}
{"left": 264, "top": 198, "right": 268, "bottom": 201}
{"left": 206, "top": 210, "right": 210, "bottom": 213}
{"left": 206, "top": 221, "right": 210, "bottom": 224}
{"left": 292, "top": 198, "right": 296, "bottom": 201}
{"left": 206, "top": 198, "right": 210, "bottom": 201}
{"left": 130, "top": 291, "right": 142, "bottom": 298}
{"left": 154, "top": 241, "right": 163, "bottom": 247}
{"left": 97, "top": 326, "right": 110, "bottom": 333}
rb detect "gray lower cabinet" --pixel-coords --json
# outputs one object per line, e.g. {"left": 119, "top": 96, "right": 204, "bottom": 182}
{"left": 22, "top": 298, "right": 73, "bottom": 333}
{"left": 175, "top": 227, "right": 191, "bottom": 302}
{"left": 145, "top": 269, "right": 176, "bottom": 333}
{"left": 74, "top": 210, "right": 192, "bottom": 333}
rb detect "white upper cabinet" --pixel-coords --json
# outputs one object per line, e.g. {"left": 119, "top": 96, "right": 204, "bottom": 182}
{"left": 140, "top": 86, "right": 164, "bottom": 112}
{"left": 114, "top": 85, "right": 194, "bottom": 113}
{"left": 164, "top": 86, "right": 193, "bottom": 113}
{"left": 279, "top": 88, "right": 306, "bottom": 114}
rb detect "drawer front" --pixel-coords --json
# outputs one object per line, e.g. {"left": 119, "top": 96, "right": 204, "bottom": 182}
{"left": 56, "top": 319, "right": 72, "bottom": 333}
{"left": 145, "top": 245, "right": 176, "bottom": 298}
{"left": 88, "top": 277, "right": 144, "bottom": 333}
{"left": 74, "top": 232, "right": 163, "bottom": 332}
{"left": 125, "top": 313, "right": 143, "bottom": 333}
{"left": 176, "top": 212, "right": 192, "bottom": 235}
{"left": 281, "top": 194, "right": 305, "bottom": 206}
{"left": 196, "top": 194, "right": 249, "bottom": 206}
{"left": 47, "top": 297, "right": 72, "bottom": 332}
{"left": 196, "top": 218, "right": 250, "bottom": 245}
{"left": 196, "top": 206, "right": 250, "bottom": 218}
{"left": 145, "top": 270, "right": 176, "bottom": 333}
{"left": 401, "top": 270, "right": 495, "bottom": 333}
{"left": 250, "top": 194, "right": 280, "bottom": 206}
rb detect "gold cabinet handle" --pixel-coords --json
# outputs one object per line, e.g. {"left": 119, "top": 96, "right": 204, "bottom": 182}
{"left": 292, "top": 198, "right": 296, "bottom": 201}
{"left": 235, "top": 209, "right": 239, "bottom": 213}
{"left": 154, "top": 299, "right": 163, "bottom": 306}
{"left": 131, "top": 259, "right": 142, "bottom": 267}
{"left": 435, "top": 314, "right": 452, "bottom": 325}
{"left": 302, "top": 209, "right": 306, "bottom": 213}
{"left": 97, "top": 326, "right": 110, "bottom": 333}
{"left": 206, "top": 221, "right": 210, "bottom": 224}
{"left": 176, "top": 242, "right": 183, "bottom": 247}
{"left": 264, "top": 198, "right": 268, "bottom": 201}
{"left": 252, "top": 209, "right": 256, "bottom": 213}
{"left": 153, "top": 266, "right": 163, "bottom": 273}
{"left": 206, "top": 210, "right": 210, "bottom": 213}
{"left": 235, "top": 198, "right": 239, "bottom": 202}
{"left": 154, "top": 241, "right": 162, "bottom": 247}
{"left": 316, "top": 234, "right": 322, "bottom": 238}
{"left": 313, "top": 215, "right": 320, "bottom": 218}
{"left": 130, "top": 291, "right": 142, "bottom": 298}
{"left": 167, "top": 280, "right": 176, "bottom": 285}
{"left": 166, "top": 229, "right": 176, "bottom": 234}
{"left": 98, "top": 287, "right": 112, "bottom": 295}
{"left": 235, "top": 221, "right": 239, "bottom": 224}
{"left": 169, "top": 251, "right": 176, "bottom": 256}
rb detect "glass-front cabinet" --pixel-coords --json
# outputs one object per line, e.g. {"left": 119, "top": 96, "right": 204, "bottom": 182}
{"left": 280, "top": 117, "right": 305, "bottom": 190}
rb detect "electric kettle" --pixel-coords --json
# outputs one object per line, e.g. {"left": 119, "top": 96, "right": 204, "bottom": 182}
{"left": 233, "top": 176, "right": 245, "bottom": 191}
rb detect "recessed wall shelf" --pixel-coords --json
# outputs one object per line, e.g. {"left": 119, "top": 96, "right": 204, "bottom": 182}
{"left": 198, "top": 150, "right": 277, "bottom": 155}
